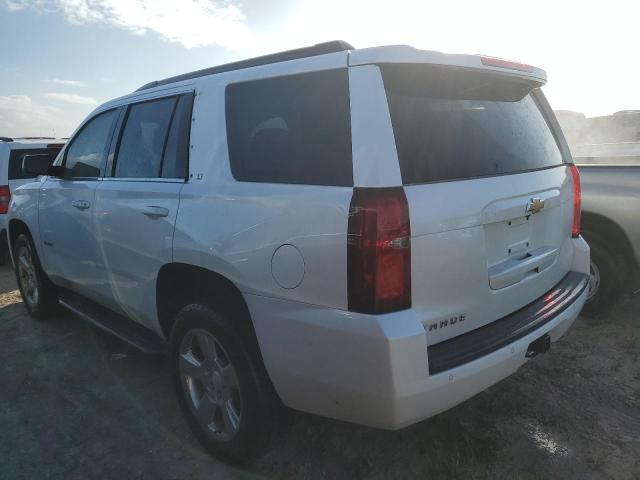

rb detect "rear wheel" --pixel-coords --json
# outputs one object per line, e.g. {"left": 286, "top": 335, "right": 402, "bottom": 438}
{"left": 582, "top": 233, "right": 622, "bottom": 317}
{"left": 171, "top": 304, "right": 280, "bottom": 464}
{"left": 13, "top": 233, "right": 58, "bottom": 319}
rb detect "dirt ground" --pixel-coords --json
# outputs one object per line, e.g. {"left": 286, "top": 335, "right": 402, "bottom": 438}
{"left": 0, "top": 264, "right": 638, "bottom": 480}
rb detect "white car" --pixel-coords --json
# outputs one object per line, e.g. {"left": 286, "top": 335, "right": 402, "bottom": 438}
{"left": 0, "top": 138, "right": 63, "bottom": 263}
{"left": 8, "top": 41, "right": 590, "bottom": 462}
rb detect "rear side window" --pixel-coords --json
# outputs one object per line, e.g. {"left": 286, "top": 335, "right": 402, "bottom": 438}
{"left": 9, "top": 147, "right": 62, "bottom": 180}
{"left": 114, "top": 93, "right": 193, "bottom": 179}
{"left": 381, "top": 64, "right": 565, "bottom": 184}
{"left": 225, "top": 69, "right": 353, "bottom": 186}
{"left": 161, "top": 94, "right": 193, "bottom": 178}
{"left": 65, "top": 109, "right": 117, "bottom": 178}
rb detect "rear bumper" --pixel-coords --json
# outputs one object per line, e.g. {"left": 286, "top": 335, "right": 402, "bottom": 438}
{"left": 391, "top": 284, "right": 586, "bottom": 428}
{"left": 247, "top": 238, "right": 590, "bottom": 430}
{"left": 427, "top": 271, "right": 588, "bottom": 374}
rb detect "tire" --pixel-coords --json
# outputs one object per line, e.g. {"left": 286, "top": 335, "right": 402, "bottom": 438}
{"left": 581, "top": 232, "right": 622, "bottom": 317}
{"left": 170, "top": 303, "right": 281, "bottom": 464}
{"left": 12, "top": 233, "right": 59, "bottom": 320}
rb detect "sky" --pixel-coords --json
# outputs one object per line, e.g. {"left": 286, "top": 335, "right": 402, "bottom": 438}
{"left": 0, "top": 0, "right": 638, "bottom": 137}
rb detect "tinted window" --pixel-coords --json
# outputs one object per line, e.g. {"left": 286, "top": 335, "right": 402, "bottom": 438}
{"left": 161, "top": 93, "right": 193, "bottom": 178}
{"left": 225, "top": 69, "right": 352, "bottom": 186}
{"left": 65, "top": 110, "right": 117, "bottom": 178}
{"left": 9, "top": 147, "right": 61, "bottom": 180}
{"left": 115, "top": 97, "right": 176, "bottom": 178}
{"left": 381, "top": 64, "right": 565, "bottom": 184}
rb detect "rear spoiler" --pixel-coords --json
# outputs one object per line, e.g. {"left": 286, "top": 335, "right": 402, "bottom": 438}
{"left": 349, "top": 45, "right": 547, "bottom": 85}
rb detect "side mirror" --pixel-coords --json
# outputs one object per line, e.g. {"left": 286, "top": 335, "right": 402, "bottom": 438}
{"left": 22, "top": 154, "right": 54, "bottom": 176}
{"left": 47, "top": 165, "right": 65, "bottom": 178}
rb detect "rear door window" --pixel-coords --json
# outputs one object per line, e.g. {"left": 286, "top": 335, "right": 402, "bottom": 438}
{"left": 113, "top": 93, "right": 193, "bottom": 179}
{"left": 225, "top": 69, "right": 353, "bottom": 186}
{"left": 381, "top": 64, "right": 565, "bottom": 184}
{"left": 115, "top": 97, "right": 176, "bottom": 178}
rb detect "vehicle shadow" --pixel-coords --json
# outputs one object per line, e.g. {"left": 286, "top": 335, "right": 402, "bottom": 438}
{"left": 0, "top": 270, "right": 508, "bottom": 480}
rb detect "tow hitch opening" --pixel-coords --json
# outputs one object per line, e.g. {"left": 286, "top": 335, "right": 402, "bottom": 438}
{"left": 526, "top": 333, "right": 551, "bottom": 358}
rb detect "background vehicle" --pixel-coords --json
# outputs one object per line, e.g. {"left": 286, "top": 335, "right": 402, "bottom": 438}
{"left": 8, "top": 41, "right": 589, "bottom": 462}
{"left": 571, "top": 143, "right": 640, "bottom": 315}
{"left": 0, "top": 137, "right": 63, "bottom": 264}
{"left": 555, "top": 109, "right": 640, "bottom": 315}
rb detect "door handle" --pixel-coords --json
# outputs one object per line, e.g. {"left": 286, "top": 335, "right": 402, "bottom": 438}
{"left": 140, "top": 206, "right": 169, "bottom": 218}
{"left": 71, "top": 200, "right": 90, "bottom": 210}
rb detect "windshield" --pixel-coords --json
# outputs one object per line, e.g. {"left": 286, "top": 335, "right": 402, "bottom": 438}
{"left": 381, "top": 64, "right": 565, "bottom": 184}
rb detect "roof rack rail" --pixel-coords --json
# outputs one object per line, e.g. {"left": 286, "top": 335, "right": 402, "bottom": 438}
{"left": 0, "top": 137, "right": 13, "bottom": 142}
{"left": 135, "top": 40, "right": 354, "bottom": 92}
{"left": 15, "top": 136, "right": 57, "bottom": 140}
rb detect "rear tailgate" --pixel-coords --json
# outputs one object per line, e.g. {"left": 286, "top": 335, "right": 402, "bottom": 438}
{"left": 380, "top": 63, "right": 575, "bottom": 345}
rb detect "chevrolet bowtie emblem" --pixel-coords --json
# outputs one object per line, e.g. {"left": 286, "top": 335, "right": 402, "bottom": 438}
{"left": 526, "top": 197, "right": 545, "bottom": 215}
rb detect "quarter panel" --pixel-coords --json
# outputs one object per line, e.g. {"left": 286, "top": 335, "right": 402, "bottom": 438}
{"left": 173, "top": 181, "right": 352, "bottom": 309}
{"left": 173, "top": 54, "right": 354, "bottom": 310}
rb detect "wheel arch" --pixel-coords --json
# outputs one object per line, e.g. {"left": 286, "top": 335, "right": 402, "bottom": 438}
{"left": 156, "top": 262, "right": 257, "bottom": 345}
{"left": 8, "top": 218, "right": 32, "bottom": 259}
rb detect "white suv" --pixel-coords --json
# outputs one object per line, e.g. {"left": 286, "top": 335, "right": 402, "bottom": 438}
{"left": 0, "top": 138, "right": 63, "bottom": 263}
{"left": 9, "top": 41, "right": 590, "bottom": 462}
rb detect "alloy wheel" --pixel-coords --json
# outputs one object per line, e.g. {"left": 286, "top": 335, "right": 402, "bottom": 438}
{"left": 586, "top": 259, "right": 601, "bottom": 301}
{"left": 17, "top": 245, "right": 39, "bottom": 309}
{"left": 179, "top": 329, "right": 242, "bottom": 441}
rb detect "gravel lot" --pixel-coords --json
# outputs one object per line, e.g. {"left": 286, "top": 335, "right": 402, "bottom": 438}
{"left": 0, "top": 263, "right": 638, "bottom": 479}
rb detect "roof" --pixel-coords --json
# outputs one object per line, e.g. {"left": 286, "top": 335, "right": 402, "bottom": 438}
{"left": 0, "top": 137, "right": 66, "bottom": 147}
{"left": 133, "top": 41, "right": 546, "bottom": 95}
{"left": 135, "top": 40, "right": 354, "bottom": 92}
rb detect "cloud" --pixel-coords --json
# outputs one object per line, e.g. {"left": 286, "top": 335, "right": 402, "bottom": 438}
{"left": 51, "top": 78, "right": 87, "bottom": 87}
{"left": 0, "top": 94, "right": 73, "bottom": 137}
{"left": 44, "top": 92, "right": 99, "bottom": 105}
{"left": 6, "top": 0, "right": 253, "bottom": 49}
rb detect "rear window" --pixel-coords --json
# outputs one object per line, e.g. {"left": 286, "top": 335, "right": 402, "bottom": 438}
{"left": 9, "top": 147, "right": 62, "bottom": 180}
{"left": 225, "top": 69, "right": 353, "bottom": 186}
{"left": 381, "top": 64, "right": 565, "bottom": 184}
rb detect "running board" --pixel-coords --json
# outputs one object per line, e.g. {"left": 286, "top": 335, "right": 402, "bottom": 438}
{"left": 58, "top": 290, "right": 168, "bottom": 354}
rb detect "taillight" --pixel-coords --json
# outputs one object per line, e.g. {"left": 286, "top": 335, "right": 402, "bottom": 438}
{"left": 347, "top": 187, "right": 411, "bottom": 314}
{"left": 0, "top": 185, "right": 10, "bottom": 214}
{"left": 568, "top": 164, "right": 581, "bottom": 238}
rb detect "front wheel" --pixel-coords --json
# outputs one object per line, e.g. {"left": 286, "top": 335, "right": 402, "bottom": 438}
{"left": 171, "top": 304, "right": 281, "bottom": 464}
{"left": 13, "top": 233, "right": 58, "bottom": 320}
